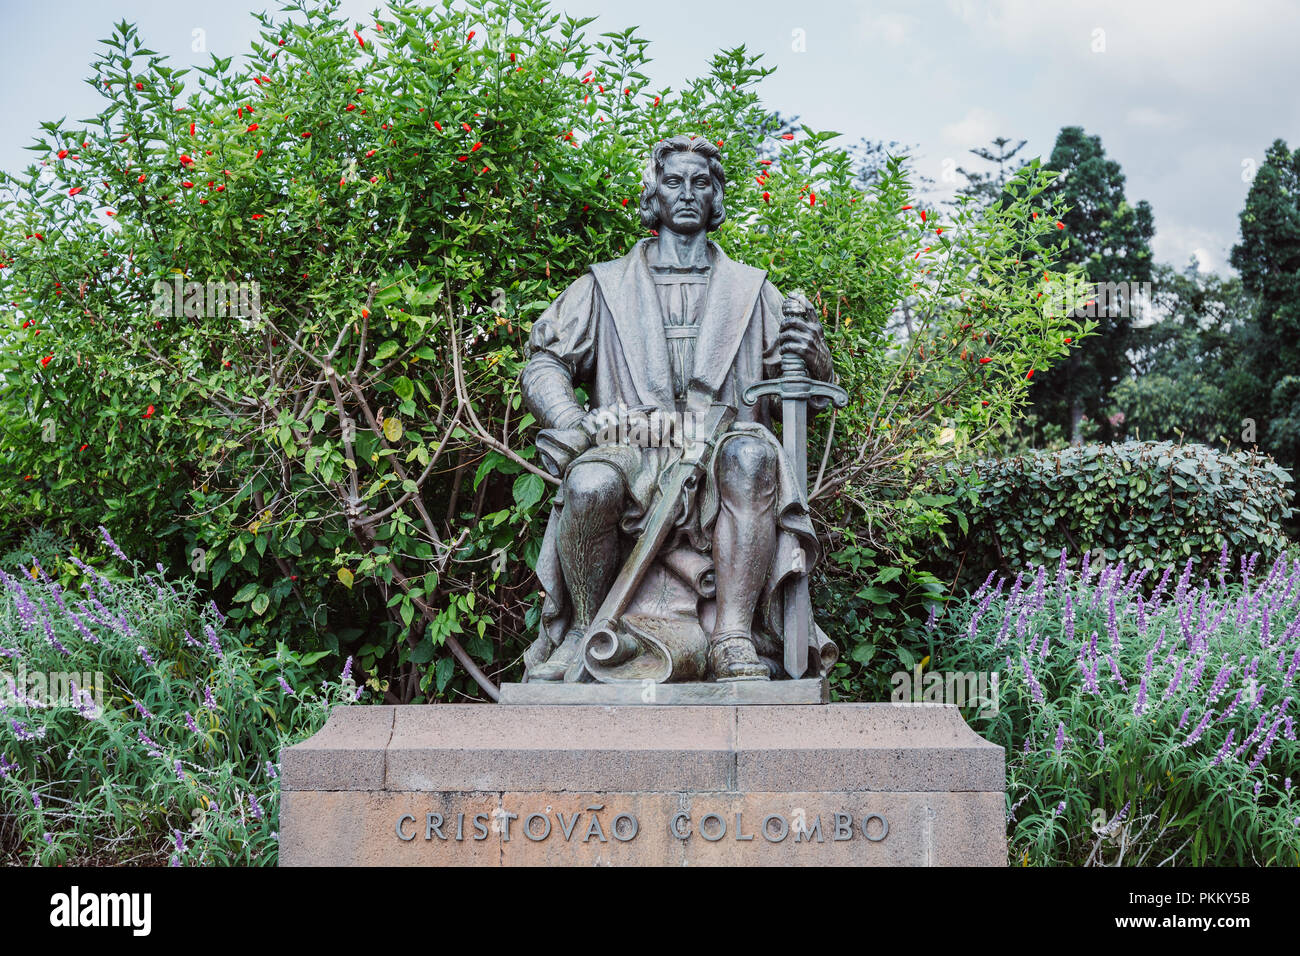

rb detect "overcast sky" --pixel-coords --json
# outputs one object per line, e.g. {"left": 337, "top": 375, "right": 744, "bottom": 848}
{"left": 3, "top": 0, "right": 1297, "bottom": 274}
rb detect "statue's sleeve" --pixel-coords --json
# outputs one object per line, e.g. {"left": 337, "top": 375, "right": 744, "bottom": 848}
{"left": 521, "top": 272, "right": 600, "bottom": 430}
{"left": 758, "top": 280, "right": 836, "bottom": 411}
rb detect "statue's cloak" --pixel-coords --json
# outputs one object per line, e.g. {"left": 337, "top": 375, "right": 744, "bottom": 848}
{"left": 521, "top": 238, "right": 837, "bottom": 681}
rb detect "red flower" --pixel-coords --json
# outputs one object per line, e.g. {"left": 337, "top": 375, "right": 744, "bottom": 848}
{"left": 365, "top": 149, "right": 376, "bottom": 158}
{"left": 467, "top": 30, "right": 475, "bottom": 40}
{"left": 461, "top": 122, "right": 472, "bottom": 132}
{"left": 808, "top": 192, "right": 816, "bottom": 207}
{"left": 510, "top": 52, "right": 516, "bottom": 62}
{"left": 935, "top": 227, "right": 943, "bottom": 235}
{"left": 68, "top": 186, "right": 83, "bottom": 196}
{"left": 137, "top": 173, "right": 146, "bottom": 183}
{"left": 354, "top": 29, "right": 365, "bottom": 47}
{"left": 182, "top": 181, "right": 194, "bottom": 188}
{"left": 189, "top": 122, "right": 196, "bottom": 136}
{"left": 1026, "top": 369, "right": 1035, "bottom": 380}
{"left": 920, "top": 209, "right": 927, "bottom": 223}
{"left": 653, "top": 96, "right": 660, "bottom": 107}
{"left": 433, "top": 120, "right": 443, "bottom": 132}
{"left": 361, "top": 308, "right": 370, "bottom": 319}
{"left": 781, "top": 133, "right": 794, "bottom": 140}
{"left": 979, "top": 357, "right": 993, "bottom": 365}
{"left": 247, "top": 124, "right": 259, "bottom": 132}
{"left": 106, "top": 210, "right": 116, "bottom": 216}
{"left": 1064, "top": 337, "right": 1073, "bottom": 344}
{"left": 135, "top": 81, "right": 143, "bottom": 90}
{"left": 370, "top": 176, "right": 378, "bottom": 183}
{"left": 471, "top": 141, "right": 482, "bottom": 152}
{"left": 345, "top": 103, "right": 356, "bottom": 111}
{"left": 254, "top": 149, "right": 263, "bottom": 159}
{"left": 1056, "top": 221, "right": 1065, "bottom": 230}
{"left": 40, "top": 355, "right": 52, "bottom": 367}
{"left": 57, "top": 149, "right": 68, "bottom": 159}
{"left": 301, "top": 131, "right": 311, "bottom": 138}
{"left": 143, "top": 405, "right": 155, "bottom": 419}
{"left": 79, "top": 444, "right": 88, "bottom": 452}
{"left": 251, "top": 213, "right": 264, "bottom": 219}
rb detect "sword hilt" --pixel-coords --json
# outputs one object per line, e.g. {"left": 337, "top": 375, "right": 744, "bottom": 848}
{"left": 742, "top": 297, "right": 849, "bottom": 407}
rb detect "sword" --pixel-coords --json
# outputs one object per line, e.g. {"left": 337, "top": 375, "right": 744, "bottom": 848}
{"left": 571, "top": 401, "right": 737, "bottom": 682}
{"left": 742, "top": 296, "right": 848, "bottom": 678}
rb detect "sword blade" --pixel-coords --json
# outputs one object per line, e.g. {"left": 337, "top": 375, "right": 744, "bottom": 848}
{"left": 783, "top": 395, "right": 809, "bottom": 679}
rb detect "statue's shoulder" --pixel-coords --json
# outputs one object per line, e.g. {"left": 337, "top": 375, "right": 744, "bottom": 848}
{"left": 588, "top": 239, "right": 648, "bottom": 290}
{"left": 709, "top": 240, "right": 768, "bottom": 287}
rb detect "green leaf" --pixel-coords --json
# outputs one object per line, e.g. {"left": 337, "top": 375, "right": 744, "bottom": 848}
{"left": 512, "top": 472, "right": 544, "bottom": 511}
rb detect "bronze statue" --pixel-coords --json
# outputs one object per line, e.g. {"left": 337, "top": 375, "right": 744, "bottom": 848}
{"left": 521, "top": 135, "right": 845, "bottom": 685}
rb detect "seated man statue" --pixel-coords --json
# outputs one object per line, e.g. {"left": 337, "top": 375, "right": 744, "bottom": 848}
{"left": 520, "top": 134, "right": 839, "bottom": 684}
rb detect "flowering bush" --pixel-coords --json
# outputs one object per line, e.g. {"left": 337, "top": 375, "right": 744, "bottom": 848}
{"left": 0, "top": 0, "right": 1081, "bottom": 702}
{"left": 0, "top": 528, "right": 357, "bottom": 865}
{"left": 937, "top": 548, "right": 1300, "bottom": 865}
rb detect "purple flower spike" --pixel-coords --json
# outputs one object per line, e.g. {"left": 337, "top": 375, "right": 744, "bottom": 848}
{"left": 97, "top": 524, "right": 129, "bottom": 562}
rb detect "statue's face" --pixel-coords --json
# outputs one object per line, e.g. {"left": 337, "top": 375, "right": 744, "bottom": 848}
{"left": 654, "top": 151, "right": 714, "bottom": 235}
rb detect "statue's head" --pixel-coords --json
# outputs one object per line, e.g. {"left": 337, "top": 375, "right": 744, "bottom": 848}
{"left": 639, "top": 135, "right": 726, "bottom": 235}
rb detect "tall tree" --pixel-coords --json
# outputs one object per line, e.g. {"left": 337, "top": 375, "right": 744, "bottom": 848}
{"left": 1111, "top": 260, "right": 1253, "bottom": 446}
{"left": 1030, "top": 127, "right": 1155, "bottom": 444}
{"left": 1229, "top": 139, "right": 1300, "bottom": 474}
{"left": 956, "top": 136, "right": 1028, "bottom": 208}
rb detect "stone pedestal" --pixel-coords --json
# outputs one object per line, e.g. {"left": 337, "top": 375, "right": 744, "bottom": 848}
{"left": 280, "top": 703, "right": 1006, "bottom": 866}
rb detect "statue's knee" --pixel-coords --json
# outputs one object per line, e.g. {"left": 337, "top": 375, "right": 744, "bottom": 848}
{"left": 563, "top": 462, "right": 623, "bottom": 514}
{"left": 717, "top": 436, "right": 777, "bottom": 498}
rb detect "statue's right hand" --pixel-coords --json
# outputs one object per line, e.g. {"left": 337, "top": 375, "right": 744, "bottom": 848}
{"left": 535, "top": 427, "right": 593, "bottom": 478}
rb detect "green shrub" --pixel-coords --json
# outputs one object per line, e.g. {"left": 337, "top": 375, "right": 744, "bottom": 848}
{"left": 935, "top": 549, "right": 1300, "bottom": 866}
{"left": 1, "top": 0, "right": 1083, "bottom": 701}
{"left": 0, "top": 528, "right": 358, "bottom": 865}
{"left": 935, "top": 440, "right": 1294, "bottom": 594}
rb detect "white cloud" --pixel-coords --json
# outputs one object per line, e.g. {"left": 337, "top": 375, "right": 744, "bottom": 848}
{"left": 1124, "top": 107, "right": 1183, "bottom": 132}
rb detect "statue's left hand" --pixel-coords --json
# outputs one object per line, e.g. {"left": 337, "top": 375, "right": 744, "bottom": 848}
{"left": 778, "top": 292, "right": 833, "bottom": 382}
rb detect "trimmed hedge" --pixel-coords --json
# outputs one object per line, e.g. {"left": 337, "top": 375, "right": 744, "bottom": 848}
{"left": 937, "top": 441, "right": 1295, "bottom": 590}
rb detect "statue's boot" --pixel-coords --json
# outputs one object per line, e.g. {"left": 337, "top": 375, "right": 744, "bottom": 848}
{"left": 528, "top": 628, "right": 585, "bottom": 682}
{"left": 708, "top": 630, "right": 769, "bottom": 682}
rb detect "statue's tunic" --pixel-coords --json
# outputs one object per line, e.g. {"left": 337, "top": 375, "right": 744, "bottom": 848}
{"left": 520, "top": 238, "right": 836, "bottom": 679}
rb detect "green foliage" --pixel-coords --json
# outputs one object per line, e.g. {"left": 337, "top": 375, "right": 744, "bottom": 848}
{"left": 934, "top": 440, "right": 1295, "bottom": 594}
{"left": 0, "top": 0, "right": 1083, "bottom": 702}
{"left": 1111, "top": 261, "right": 1254, "bottom": 448}
{"left": 1230, "top": 138, "right": 1300, "bottom": 477}
{"left": 1028, "top": 126, "right": 1155, "bottom": 446}
{"left": 936, "top": 552, "right": 1300, "bottom": 866}
{"left": 0, "top": 528, "right": 357, "bottom": 865}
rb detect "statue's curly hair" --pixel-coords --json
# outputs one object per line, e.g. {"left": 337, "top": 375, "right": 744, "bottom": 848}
{"left": 638, "top": 135, "right": 726, "bottom": 231}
